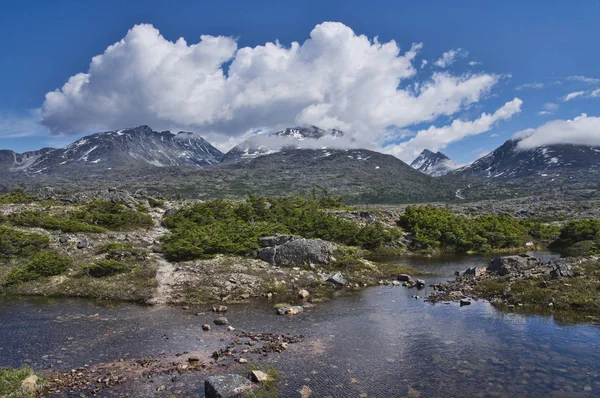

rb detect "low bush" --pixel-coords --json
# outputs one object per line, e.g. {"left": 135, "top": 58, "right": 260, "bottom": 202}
{"left": 550, "top": 219, "right": 600, "bottom": 253}
{"left": 96, "top": 242, "right": 148, "bottom": 260}
{"left": 0, "top": 226, "right": 49, "bottom": 258}
{"left": 9, "top": 210, "right": 106, "bottom": 233}
{"left": 84, "top": 259, "right": 134, "bottom": 278}
{"left": 71, "top": 200, "right": 154, "bottom": 230}
{"left": 161, "top": 195, "right": 402, "bottom": 261}
{"left": 0, "top": 189, "right": 37, "bottom": 204}
{"left": 5, "top": 250, "right": 71, "bottom": 285}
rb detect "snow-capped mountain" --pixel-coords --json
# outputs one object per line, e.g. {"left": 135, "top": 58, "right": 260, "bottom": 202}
{"left": 453, "top": 139, "right": 600, "bottom": 179}
{"left": 2, "top": 126, "right": 223, "bottom": 174}
{"left": 222, "top": 125, "right": 345, "bottom": 163}
{"left": 410, "top": 149, "right": 457, "bottom": 176}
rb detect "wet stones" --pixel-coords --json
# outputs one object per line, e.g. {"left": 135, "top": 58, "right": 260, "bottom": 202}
{"left": 460, "top": 299, "right": 471, "bottom": 306}
{"left": 250, "top": 370, "right": 271, "bottom": 383}
{"left": 202, "top": 324, "right": 211, "bottom": 331}
{"left": 204, "top": 374, "right": 253, "bottom": 398}
{"left": 326, "top": 272, "right": 346, "bottom": 286}
{"left": 277, "top": 306, "right": 304, "bottom": 316}
{"left": 214, "top": 317, "right": 229, "bottom": 326}
{"left": 464, "top": 267, "right": 486, "bottom": 277}
{"left": 397, "top": 274, "right": 412, "bottom": 282}
{"left": 298, "top": 289, "right": 310, "bottom": 299}
{"left": 212, "top": 305, "right": 228, "bottom": 313}
{"left": 487, "top": 255, "right": 543, "bottom": 276}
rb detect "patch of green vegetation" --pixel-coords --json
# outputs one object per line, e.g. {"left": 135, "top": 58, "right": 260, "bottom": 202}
{"left": 4, "top": 250, "right": 72, "bottom": 286}
{"left": 398, "top": 205, "right": 552, "bottom": 253}
{"left": 162, "top": 195, "right": 402, "bottom": 261}
{"left": 147, "top": 197, "right": 165, "bottom": 208}
{"left": 84, "top": 260, "right": 134, "bottom": 278}
{"left": 475, "top": 260, "right": 600, "bottom": 315}
{"left": 8, "top": 200, "right": 153, "bottom": 233}
{"left": 246, "top": 363, "right": 281, "bottom": 395}
{"left": 95, "top": 242, "right": 148, "bottom": 260}
{"left": 8, "top": 210, "right": 106, "bottom": 233}
{"left": 0, "top": 365, "right": 38, "bottom": 397}
{"left": 550, "top": 219, "right": 600, "bottom": 254}
{"left": 0, "top": 226, "right": 49, "bottom": 258}
{"left": 0, "top": 189, "right": 37, "bottom": 205}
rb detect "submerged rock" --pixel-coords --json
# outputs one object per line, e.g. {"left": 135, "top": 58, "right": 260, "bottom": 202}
{"left": 277, "top": 306, "right": 304, "bottom": 316}
{"left": 205, "top": 374, "right": 253, "bottom": 398}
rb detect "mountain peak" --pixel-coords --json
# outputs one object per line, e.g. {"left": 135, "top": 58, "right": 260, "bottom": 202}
{"left": 410, "top": 149, "right": 456, "bottom": 176}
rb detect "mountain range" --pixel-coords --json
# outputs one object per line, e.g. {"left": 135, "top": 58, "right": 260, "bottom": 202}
{"left": 1, "top": 124, "right": 598, "bottom": 203}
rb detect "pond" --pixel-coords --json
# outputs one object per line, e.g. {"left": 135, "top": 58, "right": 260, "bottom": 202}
{"left": 2, "top": 251, "right": 599, "bottom": 397}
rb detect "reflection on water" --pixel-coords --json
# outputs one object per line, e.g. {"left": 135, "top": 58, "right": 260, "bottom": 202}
{"left": 1, "top": 251, "right": 599, "bottom": 397}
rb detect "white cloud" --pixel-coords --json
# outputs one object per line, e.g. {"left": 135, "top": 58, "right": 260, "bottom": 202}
{"left": 433, "top": 48, "right": 468, "bottom": 68}
{"left": 490, "top": 133, "right": 499, "bottom": 137}
{"left": 567, "top": 75, "right": 600, "bottom": 84}
{"left": 41, "top": 22, "right": 500, "bottom": 153}
{"left": 468, "top": 61, "right": 482, "bottom": 66}
{"left": 515, "top": 114, "right": 600, "bottom": 149}
{"left": 421, "top": 59, "right": 428, "bottom": 68}
{"left": 538, "top": 111, "right": 552, "bottom": 116}
{"left": 383, "top": 98, "right": 523, "bottom": 162}
{"left": 538, "top": 102, "right": 558, "bottom": 115}
{"left": 563, "top": 91, "right": 586, "bottom": 101}
{"left": 589, "top": 88, "right": 600, "bottom": 98}
{"left": 516, "top": 82, "right": 544, "bottom": 90}
{"left": 0, "top": 109, "right": 47, "bottom": 138}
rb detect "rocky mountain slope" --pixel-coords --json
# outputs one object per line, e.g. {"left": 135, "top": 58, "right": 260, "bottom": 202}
{"left": 222, "top": 125, "right": 345, "bottom": 163}
{"left": 1, "top": 126, "right": 223, "bottom": 174}
{"left": 410, "top": 149, "right": 457, "bottom": 176}
{"left": 453, "top": 139, "right": 600, "bottom": 180}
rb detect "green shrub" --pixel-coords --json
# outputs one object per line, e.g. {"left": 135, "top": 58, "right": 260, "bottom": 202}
{"left": 0, "top": 226, "right": 49, "bottom": 257}
{"left": 84, "top": 260, "right": 133, "bottom": 278}
{"left": 398, "top": 205, "right": 544, "bottom": 253}
{"left": 161, "top": 195, "right": 401, "bottom": 261}
{"left": 147, "top": 197, "right": 165, "bottom": 208}
{"left": 72, "top": 200, "right": 154, "bottom": 230}
{"left": 551, "top": 219, "right": 600, "bottom": 250}
{"left": 96, "top": 242, "right": 148, "bottom": 260}
{"left": 8, "top": 210, "right": 106, "bottom": 233}
{"left": 5, "top": 250, "right": 71, "bottom": 285}
{"left": 0, "top": 189, "right": 37, "bottom": 204}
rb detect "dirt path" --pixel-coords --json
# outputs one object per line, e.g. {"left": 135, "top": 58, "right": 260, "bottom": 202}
{"left": 151, "top": 255, "right": 176, "bottom": 305}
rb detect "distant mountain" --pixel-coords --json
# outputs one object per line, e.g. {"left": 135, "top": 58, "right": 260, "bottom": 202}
{"left": 410, "top": 149, "right": 457, "bottom": 176}
{"left": 222, "top": 125, "right": 345, "bottom": 163}
{"left": 1, "top": 126, "right": 223, "bottom": 174}
{"left": 452, "top": 139, "right": 600, "bottom": 179}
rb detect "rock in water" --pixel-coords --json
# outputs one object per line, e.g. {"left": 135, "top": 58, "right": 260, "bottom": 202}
{"left": 213, "top": 317, "right": 228, "bottom": 326}
{"left": 397, "top": 274, "right": 412, "bottom": 282}
{"left": 460, "top": 299, "right": 471, "bottom": 306}
{"left": 487, "top": 255, "right": 542, "bottom": 276}
{"left": 205, "top": 374, "right": 253, "bottom": 398}
{"left": 212, "top": 305, "right": 228, "bottom": 313}
{"left": 298, "top": 289, "right": 310, "bottom": 299}
{"left": 463, "top": 267, "right": 486, "bottom": 277}
{"left": 202, "top": 324, "right": 211, "bottom": 331}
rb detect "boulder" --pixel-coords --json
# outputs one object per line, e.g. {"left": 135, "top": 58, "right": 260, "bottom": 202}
{"left": 298, "top": 289, "right": 310, "bottom": 299}
{"left": 277, "top": 306, "right": 304, "bottom": 315}
{"left": 459, "top": 299, "right": 471, "bottom": 306}
{"left": 213, "top": 317, "right": 229, "bottom": 326}
{"left": 415, "top": 279, "right": 426, "bottom": 289}
{"left": 550, "top": 261, "right": 576, "bottom": 278}
{"left": 487, "top": 255, "right": 543, "bottom": 276}
{"left": 21, "top": 375, "right": 38, "bottom": 394}
{"left": 258, "top": 238, "right": 338, "bottom": 267}
{"left": 212, "top": 305, "right": 228, "bottom": 313}
{"left": 59, "top": 234, "right": 70, "bottom": 244}
{"left": 77, "top": 238, "right": 89, "bottom": 249}
{"left": 397, "top": 274, "right": 412, "bottom": 282}
{"left": 205, "top": 374, "right": 253, "bottom": 398}
{"left": 326, "top": 272, "right": 346, "bottom": 286}
{"left": 202, "top": 324, "right": 211, "bottom": 331}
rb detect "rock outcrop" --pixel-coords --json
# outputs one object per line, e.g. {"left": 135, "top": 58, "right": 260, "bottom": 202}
{"left": 258, "top": 235, "right": 337, "bottom": 267}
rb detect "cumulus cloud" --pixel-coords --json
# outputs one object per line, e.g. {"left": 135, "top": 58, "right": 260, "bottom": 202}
{"left": 41, "top": 22, "right": 504, "bottom": 154}
{"left": 515, "top": 114, "right": 600, "bottom": 149}
{"left": 383, "top": 98, "right": 523, "bottom": 162}
{"left": 563, "top": 91, "right": 586, "bottom": 101}
{"left": 516, "top": 82, "right": 544, "bottom": 90}
{"left": 538, "top": 102, "right": 558, "bottom": 115}
{"left": 567, "top": 75, "right": 600, "bottom": 84}
{"left": 433, "top": 48, "right": 468, "bottom": 68}
{"left": 468, "top": 61, "right": 482, "bottom": 66}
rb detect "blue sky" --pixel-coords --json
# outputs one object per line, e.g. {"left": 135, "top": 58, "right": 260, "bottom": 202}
{"left": 1, "top": 0, "right": 600, "bottom": 164}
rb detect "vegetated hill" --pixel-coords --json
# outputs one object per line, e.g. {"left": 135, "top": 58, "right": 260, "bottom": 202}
{"left": 410, "top": 149, "right": 458, "bottom": 176}
{"left": 0, "top": 148, "right": 458, "bottom": 204}
{"left": 448, "top": 139, "right": 600, "bottom": 201}
{"left": 221, "top": 125, "right": 345, "bottom": 163}
{"left": 1, "top": 126, "right": 223, "bottom": 174}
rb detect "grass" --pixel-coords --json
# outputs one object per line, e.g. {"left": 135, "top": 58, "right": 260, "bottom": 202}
{"left": 246, "top": 363, "right": 281, "bottom": 397}
{"left": 0, "top": 366, "right": 38, "bottom": 397}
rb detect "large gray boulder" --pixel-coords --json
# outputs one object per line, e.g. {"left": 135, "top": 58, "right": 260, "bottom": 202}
{"left": 205, "top": 374, "right": 252, "bottom": 398}
{"left": 259, "top": 237, "right": 337, "bottom": 267}
{"left": 487, "top": 255, "right": 543, "bottom": 276}
{"left": 259, "top": 234, "right": 297, "bottom": 248}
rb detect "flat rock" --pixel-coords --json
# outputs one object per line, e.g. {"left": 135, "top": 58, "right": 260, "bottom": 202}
{"left": 251, "top": 370, "right": 271, "bottom": 383}
{"left": 213, "top": 317, "right": 229, "bottom": 326}
{"left": 397, "top": 274, "right": 412, "bottom": 282}
{"left": 205, "top": 374, "right": 253, "bottom": 398}
{"left": 326, "top": 272, "right": 346, "bottom": 286}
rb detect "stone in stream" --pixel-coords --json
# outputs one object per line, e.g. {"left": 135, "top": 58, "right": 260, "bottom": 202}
{"left": 397, "top": 274, "right": 412, "bottom": 282}
{"left": 415, "top": 279, "right": 426, "bottom": 289}
{"left": 460, "top": 299, "right": 471, "bottom": 306}
{"left": 487, "top": 255, "right": 542, "bottom": 276}
{"left": 205, "top": 374, "right": 253, "bottom": 398}
{"left": 464, "top": 267, "right": 486, "bottom": 277}
{"left": 213, "top": 317, "right": 229, "bottom": 326}
{"left": 202, "top": 324, "right": 211, "bottom": 331}
{"left": 277, "top": 306, "right": 304, "bottom": 316}
{"left": 212, "top": 305, "right": 228, "bottom": 313}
